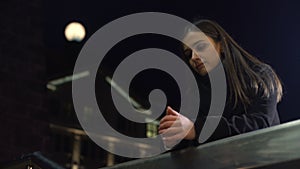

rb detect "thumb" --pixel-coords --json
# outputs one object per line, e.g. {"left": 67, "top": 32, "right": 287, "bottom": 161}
{"left": 166, "top": 106, "right": 179, "bottom": 116}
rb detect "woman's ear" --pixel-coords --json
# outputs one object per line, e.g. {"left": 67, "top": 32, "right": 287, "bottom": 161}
{"left": 221, "top": 46, "right": 225, "bottom": 55}
{"left": 219, "top": 39, "right": 227, "bottom": 59}
{"left": 219, "top": 45, "right": 226, "bottom": 60}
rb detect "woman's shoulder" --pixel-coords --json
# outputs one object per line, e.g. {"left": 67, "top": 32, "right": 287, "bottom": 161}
{"left": 252, "top": 63, "right": 274, "bottom": 76}
{"left": 251, "top": 63, "right": 277, "bottom": 86}
{"left": 249, "top": 63, "right": 280, "bottom": 100}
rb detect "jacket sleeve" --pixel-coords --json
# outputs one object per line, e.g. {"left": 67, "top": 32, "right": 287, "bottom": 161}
{"left": 193, "top": 86, "right": 280, "bottom": 143}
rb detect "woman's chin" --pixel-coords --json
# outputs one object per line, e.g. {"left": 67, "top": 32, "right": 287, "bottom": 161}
{"left": 197, "top": 69, "right": 208, "bottom": 76}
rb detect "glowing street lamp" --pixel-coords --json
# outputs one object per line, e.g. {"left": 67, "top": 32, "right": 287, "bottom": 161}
{"left": 64, "top": 22, "right": 86, "bottom": 42}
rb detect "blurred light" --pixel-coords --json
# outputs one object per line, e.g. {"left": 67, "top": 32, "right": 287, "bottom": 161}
{"left": 47, "top": 84, "right": 56, "bottom": 91}
{"left": 72, "top": 164, "right": 79, "bottom": 169}
{"left": 146, "top": 123, "right": 158, "bottom": 138}
{"left": 47, "top": 71, "right": 90, "bottom": 91}
{"left": 105, "top": 76, "right": 152, "bottom": 115}
{"left": 145, "top": 117, "right": 159, "bottom": 125}
{"left": 64, "top": 22, "right": 86, "bottom": 42}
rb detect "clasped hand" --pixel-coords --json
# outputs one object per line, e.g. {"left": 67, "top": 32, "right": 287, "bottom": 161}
{"left": 159, "top": 106, "right": 196, "bottom": 148}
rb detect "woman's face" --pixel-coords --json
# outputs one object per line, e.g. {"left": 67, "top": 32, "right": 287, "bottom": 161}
{"left": 183, "top": 31, "right": 221, "bottom": 76}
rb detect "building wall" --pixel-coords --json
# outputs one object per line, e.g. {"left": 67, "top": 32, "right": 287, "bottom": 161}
{"left": 0, "top": 0, "right": 49, "bottom": 161}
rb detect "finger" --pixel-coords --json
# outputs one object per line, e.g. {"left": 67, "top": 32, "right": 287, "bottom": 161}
{"left": 163, "top": 133, "right": 185, "bottom": 142}
{"left": 160, "top": 115, "right": 178, "bottom": 124}
{"left": 166, "top": 106, "right": 179, "bottom": 116}
{"left": 159, "top": 127, "right": 182, "bottom": 135}
{"left": 162, "top": 139, "right": 179, "bottom": 149}
{"left": 159, "top": 120, "right": 180, "bottom": 130}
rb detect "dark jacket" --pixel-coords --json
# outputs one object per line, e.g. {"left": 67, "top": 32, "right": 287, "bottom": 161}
{"left": 174, "top": 64, "right": 280, "bottom": 149}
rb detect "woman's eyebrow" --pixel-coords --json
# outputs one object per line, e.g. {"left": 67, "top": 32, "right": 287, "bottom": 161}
{"left": 183, "top": 39, "right": 205, "bottom": 50}
{"left": 192, "top": 40, "right": 205, "bottom": 48}
{"left": 183, "top": 44, "right": 190, "bottom": 51}
{"left": 183, "top": 46, "right": 191, "bottom": 53}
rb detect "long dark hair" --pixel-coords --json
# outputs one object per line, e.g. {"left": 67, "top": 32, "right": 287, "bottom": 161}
{"left": 184, "top": 19, "right": 283, "bottom": 108}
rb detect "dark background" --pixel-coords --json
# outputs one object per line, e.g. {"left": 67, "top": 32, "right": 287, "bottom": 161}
{"left": 44, "top": 0, "right": 300, "bottom": 122}
{"left": 0, "top": 0, "right": 300, "bottom": 168}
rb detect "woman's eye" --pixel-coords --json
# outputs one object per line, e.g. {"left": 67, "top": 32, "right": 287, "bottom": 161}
{"left": 195, "top": 43, "right": 208, "bottom": 52}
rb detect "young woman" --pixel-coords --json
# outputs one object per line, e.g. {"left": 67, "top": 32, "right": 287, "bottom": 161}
{"left": 159, "top": 19, "right": 283, "bottom": 149}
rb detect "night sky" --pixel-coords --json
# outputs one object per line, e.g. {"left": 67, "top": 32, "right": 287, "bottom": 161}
{"left": 44, "top": 0, "right": 300, "bottom": 121}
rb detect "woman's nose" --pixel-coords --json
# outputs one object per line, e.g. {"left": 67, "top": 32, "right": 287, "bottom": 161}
{"left": 191, "top": 51, "right": 201, "bottom": 61}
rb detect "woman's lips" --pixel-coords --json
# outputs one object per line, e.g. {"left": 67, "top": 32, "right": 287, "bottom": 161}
{"left": 196, "top": 62, "right": 205, "bottom": 70}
